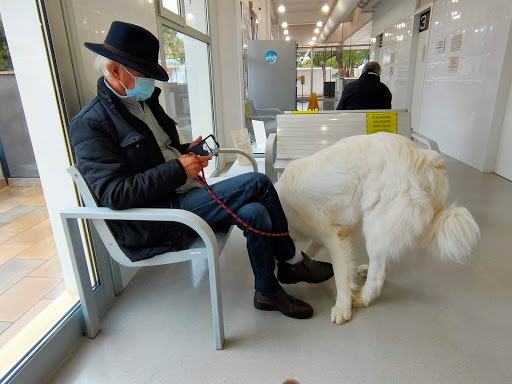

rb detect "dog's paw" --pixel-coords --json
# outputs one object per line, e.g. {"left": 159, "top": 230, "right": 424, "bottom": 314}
{"left": 349, "top": 281, "right": 360, "bottom": 292}
{"left": 357, "top": 264, "right": 369, "bottom": 278}
{"left": 352, "top": 291, "right": 369, "bottom": 308}
{"left": 330, "top": 305, "right": 352, "bottom": 324}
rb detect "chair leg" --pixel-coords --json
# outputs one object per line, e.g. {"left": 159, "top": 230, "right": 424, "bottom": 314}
{"left": 62, "top": 217, "right": 101, "bottom": 338}
{"left": 207, "top": 253, "right": 224, "bottom": 350}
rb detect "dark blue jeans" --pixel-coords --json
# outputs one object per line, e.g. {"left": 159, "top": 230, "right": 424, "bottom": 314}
{"left": 177, "top": 172, "right": 295, "bottom": 296}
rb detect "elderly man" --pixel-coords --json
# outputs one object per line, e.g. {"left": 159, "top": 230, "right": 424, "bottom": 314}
{"left": 69, "top": 21, "right": 333, "bottom": 319}
{"left": 336, "top": 62, "right": 392, "bottom": 110}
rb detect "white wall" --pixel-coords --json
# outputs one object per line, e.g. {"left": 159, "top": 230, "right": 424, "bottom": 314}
{"left": 297, "top": 67, "right": 340, "bottom": 97}
{"left": 419, "top": 0, "right": 512, "bottom": 171}
{"left": 372, "top": 0, "right": 512, "bottom": 171}
{"left": 379, "top": 15, "right": 414, "bottom": 109}
{"left": 495, "top": 80, "right": 512, "bottom": 180}
{"left": 372, "top": 0, "right": 417, "bottom": 36}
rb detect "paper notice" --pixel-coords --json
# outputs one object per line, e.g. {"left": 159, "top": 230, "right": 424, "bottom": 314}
{"left": 448, "top": 56, "right": 459, "bottom": 73}
{"left": 252, "top": 120, "right": 267, "bottom": 150}
{"left": 390, "top": 53, "right": 396, "bottom": 64}
{"left": 450, "top": 33, "right": 463, "bottom": 52}
{"left": 231, "top": 129, "right": 254, "bottom": 166}
{"left": 436, "top": 38, "right": 446, "bottom": 54}
{"left": 390, "top": 66, "right": 394, "bottom": 76}
{"left": 421, "top": 44, "right": 427, "bottom": 63}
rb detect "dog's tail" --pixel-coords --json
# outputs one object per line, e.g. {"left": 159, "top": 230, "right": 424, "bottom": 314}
{"left": 428, "top": 204, "right": 479, "bottom": 263}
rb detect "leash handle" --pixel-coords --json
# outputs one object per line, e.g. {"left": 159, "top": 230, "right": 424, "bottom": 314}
{"left": 188, "top": 152, "right": 290, "bottom": 237}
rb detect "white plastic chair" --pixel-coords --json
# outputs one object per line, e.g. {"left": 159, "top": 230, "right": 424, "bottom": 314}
{"left": 60, "top": 149, "right": 257, "bottom": 350}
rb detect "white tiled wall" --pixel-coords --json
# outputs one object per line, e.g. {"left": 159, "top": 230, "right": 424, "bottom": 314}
{"left": 379, "top": 15, "right": 414, "bottom": 110}
{"left": 419, "top": 0, "right": 512, "bottom": 170}
{"left": 68, "top": 0, "right": 160, "bottom": 102}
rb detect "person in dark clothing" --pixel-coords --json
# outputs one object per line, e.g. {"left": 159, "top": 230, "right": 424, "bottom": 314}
{"left": 69, "top": 21, "right": 333, "bottom": 319}
{"left": 336, "top": 62, "right": 392, "bottom": 110}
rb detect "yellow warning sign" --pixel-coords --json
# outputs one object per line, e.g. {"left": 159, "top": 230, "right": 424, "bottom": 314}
{"left": 307, "top": 93, "right": 320, "bottom": 111}
{"left": 366, "top": 112, "right": 398, "bottom": 134}
{"left": 292, "top": 111, "right": 318, "bottom": 114}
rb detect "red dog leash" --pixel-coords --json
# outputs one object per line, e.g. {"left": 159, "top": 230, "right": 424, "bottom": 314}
{"left": 188, "top": 152, "right": 290, "bottom": 237}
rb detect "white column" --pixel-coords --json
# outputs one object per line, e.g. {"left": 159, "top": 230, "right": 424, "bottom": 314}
{"left": 0, "top": 0, "right": 78, "bottom": 291}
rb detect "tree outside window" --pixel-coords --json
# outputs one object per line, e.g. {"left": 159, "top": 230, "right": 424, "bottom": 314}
{"left": 0, "top": 15, "right": 14, "bottom": 72}
{"left": 296, "top": 47, "right": 370, "bottom": 80}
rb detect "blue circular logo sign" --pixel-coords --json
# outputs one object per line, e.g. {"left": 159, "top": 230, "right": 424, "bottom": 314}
{"left": 265, "top": 51, "right": 278, "bottom": 64}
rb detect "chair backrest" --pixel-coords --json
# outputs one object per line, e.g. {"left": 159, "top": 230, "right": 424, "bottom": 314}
{"left": 67, "top": 165, "right": 134, "bottom": 266}
{"left": 246, "top": 100, "right": 258, "bottom": 117}
{"left": 244, "top": 102, "right": 255, "bottom": 136}
{"left": 276, "top": 110, "right": 411, "bottom": 160}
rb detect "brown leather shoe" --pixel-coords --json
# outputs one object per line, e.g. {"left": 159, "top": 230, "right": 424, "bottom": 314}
{"left": 254, "top": 288, "right": 313, "bottom": 319}
{"left": 277, "top": 251, "right": 334, "bottom": 284}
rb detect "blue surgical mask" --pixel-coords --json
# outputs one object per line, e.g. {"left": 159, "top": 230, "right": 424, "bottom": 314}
{"left": 120, "top": 65, "right": 155, "bottom": 101}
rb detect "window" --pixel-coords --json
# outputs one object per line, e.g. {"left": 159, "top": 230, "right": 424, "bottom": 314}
{"left": 0, "top": 15, "right": 13, "bottom": 72}
{"left": 160, "top": 0, "right": 209, "bottom": 36}
{"left": 162, "top": 26, "right": 216, "bottom": 176}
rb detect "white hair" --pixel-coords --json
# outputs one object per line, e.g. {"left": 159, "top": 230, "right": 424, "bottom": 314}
{"left": 94, "top": 55, "right": 115, "bottom": 78}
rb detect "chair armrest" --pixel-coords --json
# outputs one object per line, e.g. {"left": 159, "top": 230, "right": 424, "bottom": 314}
{"left": 218, "top": 148, "right": 258, "bottom": 171}
{"left": 248, "top": 115, "right": 277, "bottom": 121}
{"left": 60, "top": 207, "right": 215, "bottom": 241}
{"left": 265, "top": 133, "right": 277, "bottom": 181}
{"left": 255, "top": 108, "right": 283, "bottom": 115}
{"left": 411, "top": 132, "right": 440, "bottom": 152}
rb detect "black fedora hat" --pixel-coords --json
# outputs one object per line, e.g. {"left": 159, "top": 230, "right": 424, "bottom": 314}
{"left": 85, "top": 21, "right": 169, "bottom": 82}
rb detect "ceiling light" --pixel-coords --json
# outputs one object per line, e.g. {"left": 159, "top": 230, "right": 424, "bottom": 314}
{"left": 322, "top": 4, "right": 329, "bottom": 12}
{"left": 312, "top": 36, "right": 317, "bottom": 41}
{"left": 309, "top": 40, "right": 314, "bottom": 45}
{"left": 278, "top": 5, "right": 285, "bottom": 13}
{"left": 317, "top": 21, "right": 323, "bottom": 27}
{"left": 285, "top": 36, "right": 290, "bottom": 41}
{"left": 314, "top": 28, "right": 320, "bottom": 33}
{"left": 284, "top": 29, "right": 289, "bottom": 35}
{"left": 281, "top": 21, "right": 288, "bottom": 28}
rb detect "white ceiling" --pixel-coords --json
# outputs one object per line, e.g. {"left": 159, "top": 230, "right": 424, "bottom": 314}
{"left": 270, "top": 0, "right": 337, "bottom": 26}
{"left": 270, "top": 0, "right": 372, "bottom": 46}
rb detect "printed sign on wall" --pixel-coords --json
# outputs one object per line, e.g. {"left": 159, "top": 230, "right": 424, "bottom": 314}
{"left": 367, "top": 112, "right": 398, "bottom": 134}
{"left": 265, "top": 51, "right": 278, "bottom": 64}
{"left": 450, "top": 33, "right": 463, "bottom": 52}
{"left": 436, "top": 38, "right": 446, "bottom": 54}
{"left": 448, "top": 56, "right": 459, "bottom": 73}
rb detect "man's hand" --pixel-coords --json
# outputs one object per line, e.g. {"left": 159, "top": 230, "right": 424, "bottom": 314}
{"left": 188, "top": 136, "right": 202, "bottom": 150}
{"left": 178, "top": 154, "right": 212, "bottom": 178}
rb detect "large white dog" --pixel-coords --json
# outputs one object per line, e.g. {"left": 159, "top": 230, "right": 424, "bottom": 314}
{"left": 275, "top": 132, "right": 479, "bottom": 324}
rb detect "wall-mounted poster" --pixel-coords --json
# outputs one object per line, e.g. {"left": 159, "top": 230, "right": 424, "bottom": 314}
{"left": 448, "top": 56, "right": 459, "bottom": 73}
{"left": 436, "top": 38, "right": 446, "bottom": 54}
{"left": 451, "top": 33, "right": 463, "bottom": 52}
{"left": 421, "top": 44, "right": 427, "bottom": 63}
{"left": 390, "top": 66, "right": 394, "bottom": 76}
{"left": 390, "top": 53, "right": 396, "bottom": 64}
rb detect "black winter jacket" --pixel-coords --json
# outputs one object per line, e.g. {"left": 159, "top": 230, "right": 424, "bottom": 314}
{"left": 336, "top": 72, "right": 392, "bottom": 110}
{"left": 69, "top": 78, "right": 193, "bottom": 261}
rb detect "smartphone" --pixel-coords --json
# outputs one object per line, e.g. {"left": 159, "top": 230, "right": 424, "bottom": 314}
{"left": 188, "top": 134, "right": 220, "bottom": 157}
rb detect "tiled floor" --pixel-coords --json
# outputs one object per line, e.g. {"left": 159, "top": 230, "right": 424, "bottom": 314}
{"left": 48, "top": 155, "right": 512, "bottom": 383}
{"left": 0, "top": 186, "right": 64, "bottom": 349}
